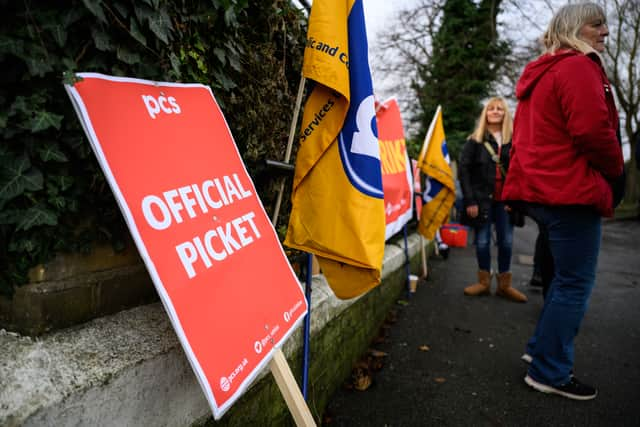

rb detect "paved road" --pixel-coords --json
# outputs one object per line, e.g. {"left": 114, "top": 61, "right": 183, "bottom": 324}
{"left": 325, "top": 219, "right": 640, "bottom": 427}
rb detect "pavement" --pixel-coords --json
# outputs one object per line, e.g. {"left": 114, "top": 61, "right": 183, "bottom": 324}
{"left": 324, "top": 218, "right": 640, "bottom": 427}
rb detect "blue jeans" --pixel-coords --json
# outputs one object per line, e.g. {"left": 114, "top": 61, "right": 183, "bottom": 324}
{"left": 524, "top": 204, "right": 601, "bottom": 386}
{"left": 474, "top": 201, "right": 513, "bottom": 273}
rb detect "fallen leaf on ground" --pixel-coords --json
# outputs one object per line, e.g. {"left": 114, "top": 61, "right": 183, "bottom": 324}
{"left": 353, "top": 370, "right": 372, "bottom": 391}
{"left": 434, "top": 377, "right": 446, "bottom": 383}
{"left": 397, "top": 299, "right": 409, "bottom": 306}
{"left": 419, "top": 345, "right": 430, "bottom": 352}
{"left": 368, "top": 349, "right": 388, "bottom": 357}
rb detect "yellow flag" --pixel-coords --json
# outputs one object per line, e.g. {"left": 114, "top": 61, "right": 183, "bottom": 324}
{"left": 284, "top": 0, "right": 385, "bottom": 299}
{"left": 416, "top": 106, "right": 456, "bottom": 240}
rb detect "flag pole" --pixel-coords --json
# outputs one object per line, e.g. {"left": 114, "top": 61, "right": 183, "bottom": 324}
{"left": 403, "top": 223, "right": 411, "bottom": 297}
{"left": 269, "top": 73, "right": 315, "bottom": 401}
{"left": 266, "top": 74, "right": 316, "bottom": 425}
{"left": 302, "top": 253, "right": 313, "bottom": 398}
{"left": 420, "top": 235, "right": 428, "bottom": 278}
{"left": 272, "top": 75, "right": 307, "bottom": 227}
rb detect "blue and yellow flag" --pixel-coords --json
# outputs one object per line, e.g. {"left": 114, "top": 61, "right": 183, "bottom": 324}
{"left": 284, "top": 0, "right": 385, "bottom": 299}
{"left": 416, "top": 106, "right": 456, "bottom": 240}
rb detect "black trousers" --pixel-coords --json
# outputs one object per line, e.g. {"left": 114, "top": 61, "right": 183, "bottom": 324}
{"left": 532, "top": 222, "right": 554, "bottom": 299}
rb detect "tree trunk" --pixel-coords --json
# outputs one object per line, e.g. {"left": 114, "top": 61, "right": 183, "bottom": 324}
{"left": 625, "top": 132, "right": 639, "bottom": 205}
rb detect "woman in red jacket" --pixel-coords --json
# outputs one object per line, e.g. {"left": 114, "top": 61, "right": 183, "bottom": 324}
{"left": 503, "top": 2, "right": 624, "bottom": 400}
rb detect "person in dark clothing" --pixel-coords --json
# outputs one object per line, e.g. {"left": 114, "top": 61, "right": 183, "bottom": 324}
{"left": 529, "top": 232, "right": 544, "bottom": 288}
{"left": 529, "top": 225, "right": 553, "bottom": 298}
{"left": 458, "top": 97, "right": 527, "bottom": 303}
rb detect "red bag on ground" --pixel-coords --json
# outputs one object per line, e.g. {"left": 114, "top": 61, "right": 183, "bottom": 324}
{"left": 440, "top": 223, "right": 469, "bottom": 247}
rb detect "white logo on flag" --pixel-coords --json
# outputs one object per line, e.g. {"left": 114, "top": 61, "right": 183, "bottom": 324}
{"left": 350, "top": 95, "right": 379, "bottom": 159}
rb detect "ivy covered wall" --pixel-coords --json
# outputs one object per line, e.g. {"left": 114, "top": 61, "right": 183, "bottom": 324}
{"left": 0, "top": 0, "right": 306, "bottom": 296}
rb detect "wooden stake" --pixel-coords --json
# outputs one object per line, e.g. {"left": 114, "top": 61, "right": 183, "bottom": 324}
{"left": 420, "top": 236, "right": 428, "bottom": 278}
{"left": 267, "top": 81, "right": 316, "bottom": 423}
{"left": 272, "top": 76, "right": 307, "bottom": 227}
{"left": 269, "top": 348, "right": 317, "bottom": 427}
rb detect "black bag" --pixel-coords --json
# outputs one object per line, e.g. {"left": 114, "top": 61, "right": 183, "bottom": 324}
{"left": 610, "top": 170, "right": 626, "bottom": 209}
{"left": 481, "top": 141, "right": 524, "bottom": 227}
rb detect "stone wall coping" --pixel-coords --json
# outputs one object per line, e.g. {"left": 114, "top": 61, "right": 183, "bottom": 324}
{"left": 0, "top": 233, "right": 425, "bottom": 427}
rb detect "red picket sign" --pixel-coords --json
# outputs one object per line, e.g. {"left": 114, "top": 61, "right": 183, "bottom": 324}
{"left": 65, "top": 73, "right": 308, "bottom": 419}
{"left": 376, "top": 98, "right": 413, "bottom": 240}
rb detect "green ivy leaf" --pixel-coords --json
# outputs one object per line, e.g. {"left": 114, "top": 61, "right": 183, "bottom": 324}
{"left": 81, "top": 0, "right": 107, "bottom": 24}
{"left": 169, "top": 52, "right": 181, "bottom": 77}
{"left": 61, "top": 57, "right": 77, "bottom": 71}
{"left": 113, "top": 1, "right": 130, "bottom": 18}
{"left": 0, "top": 35, "right": 25, "bottom": 56}
{"left": 0, "top": 209, "right": 21, "bottom": 225}
{"left": 52, "top": 175, "right": 74, "bottom": 191}
{"left": 224, "top": 40, "right": 241, "bottom": 55}
{"left": 224, "top": 8, "right": 238, "bottom": 27}
{"left": 212, "top": 70, "right": 237, "bottom": 90}
{"left": 9, "top": 237, "right": 38, "bottom": 253}
{"left": 213, "top": 48, "right": 226, "bottom": 64}
{"left": 148, "top": 9, "right": 173, "bottom": 45}
{"left": 116, "top": 46, "right": 141, "bottom": 65}
{"left": 24, "top": 56, "right": 54, "bottom": 77}
{"left": 111, "top": 64, "right": 126, "bottom": 77}
{"left": 47, "top": 24, "right": 67, "bottom": 47}
{"left": 62, "top": 8, "right": 85, "bottom": 28}
{"left": 10, "top": 94, "right": 46, "bottom": 117}
{"left": 0, "top": 154, "right": 44, "bottom": 201}
{"left": 16, "top": 204, "right": 58, "bottom": 231}
{"left": 38, "top": 143, "right": 69, "bottom": 162}
{"left": 48, "top": 195, "right": 66, "bottom": 210}
{"left": 92, "top": 28, "right": 113, "bottom": 52}
{"left": 9, "top": 96, "right": 29, "bottom": 117}
{"left": 194, "top": 39, "right": 206, "bottom": 53}
{"left": 30, "top": 111, "right": 64, "bottom": 133}
{"left": 129, "top": 17, "right": 147, "bottom": 46}
{"left": 46, "top": 181, "right": 59, "bottom": 196}
{"left": 134, "top": 5, "right": 154, "bottom": 25}
{"left": 229, "top": 56, "right": 241, "bottom": 72}
{"left": 20, "top": 168, "right": 43, "bottom": 193}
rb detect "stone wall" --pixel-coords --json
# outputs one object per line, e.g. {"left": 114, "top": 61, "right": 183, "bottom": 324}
{"left": 0, "top": 233, "right": 429, "bottom": 426}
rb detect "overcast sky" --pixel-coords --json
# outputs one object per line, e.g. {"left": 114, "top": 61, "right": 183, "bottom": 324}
{"left": 295, "top": 0, "right": 631, "bottom": 157}
{"left": 363, "top": 0, "right": 417, "bottom": 41}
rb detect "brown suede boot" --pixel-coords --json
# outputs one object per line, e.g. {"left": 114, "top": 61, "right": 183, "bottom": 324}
{"left": 464, "top": 270, "right": 491, "bottom": 296}
{"left": 495, "top": 272, "right": 528, "bottom": 303}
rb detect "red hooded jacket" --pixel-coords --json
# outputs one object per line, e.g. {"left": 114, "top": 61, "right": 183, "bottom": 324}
{"left": 502, "top": 50, "right": 623, "bottom": 217}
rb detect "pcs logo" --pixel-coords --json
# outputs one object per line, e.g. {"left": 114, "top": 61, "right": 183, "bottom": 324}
{"left": 338, "top": 94, "right": 383, "bottom": 199}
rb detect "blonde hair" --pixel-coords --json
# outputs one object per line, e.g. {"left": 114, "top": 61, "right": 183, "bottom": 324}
{"left": 470, "top": 97, "right": 513, "bottom": 143}
{"left": 543, "top": 2, "right": 606, "bottom": 55}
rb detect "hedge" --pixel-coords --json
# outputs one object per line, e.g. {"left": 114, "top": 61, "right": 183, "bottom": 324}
{"left": 0, "top": 0, "right": 306, "bottom": 296}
